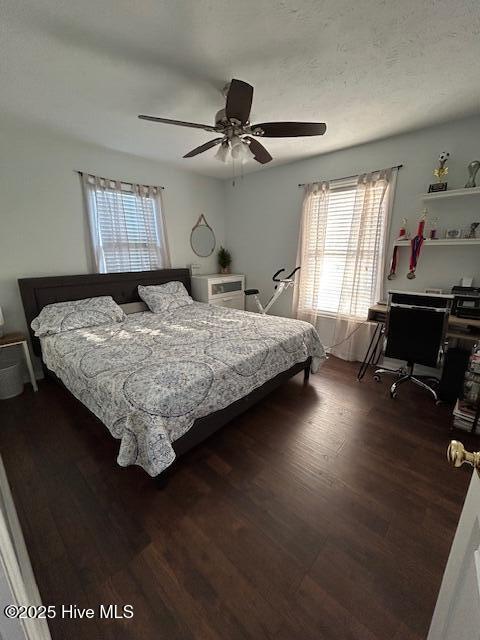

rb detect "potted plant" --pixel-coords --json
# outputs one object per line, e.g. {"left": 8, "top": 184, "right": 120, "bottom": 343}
{"left": 217, "top": 246, "right": 232, "bottom": 274}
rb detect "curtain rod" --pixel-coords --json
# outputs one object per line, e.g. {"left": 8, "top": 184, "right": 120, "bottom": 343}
{"left": 297, "top": 164, "right": 403, "bottom": 187}
{"left": 75, "top": 170, "right": 165, "bottom": 190}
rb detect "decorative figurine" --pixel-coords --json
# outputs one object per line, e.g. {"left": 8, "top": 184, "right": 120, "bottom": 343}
{"left": 407, "top": 211, "right": 427, "bottom": 279}
{"left": 428, "top": 151, "right": 450, "bottom": 192}
{"left": 465, "top": 222, "right": 479, "bottom": 239}
{"left": 429, "top": 216, "right": 439, "bottom": 240}
{"left": 387, "top": 218, "right": 409, "bottom": 280}
{"left": 465, "top": 160, "right": 480, "bottom": 188}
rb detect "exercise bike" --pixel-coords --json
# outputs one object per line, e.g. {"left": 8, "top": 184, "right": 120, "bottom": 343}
{"left": 244, "top": 267, "right": 300, "bottom": 314}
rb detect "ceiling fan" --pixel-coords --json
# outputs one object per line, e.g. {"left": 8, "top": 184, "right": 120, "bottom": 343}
{"left": 138, "top": 79, "right": 326, "bottom": 165}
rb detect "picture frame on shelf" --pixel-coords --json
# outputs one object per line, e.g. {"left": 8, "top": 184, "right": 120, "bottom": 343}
{"left": 445, "top": 228, "right": 462, "bottom": 240}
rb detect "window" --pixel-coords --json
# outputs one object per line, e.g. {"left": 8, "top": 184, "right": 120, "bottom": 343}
{"left": 309, "top": 182, "right": 358, "bottom": 315}
{"left": 94, "top": 189, "right": 164, "bottom": 273}
{"left": 296, "top": 170, "right": 395, "bottom": 321}
{"left": 82, "top": 174, "right": 171, "bottom": 273}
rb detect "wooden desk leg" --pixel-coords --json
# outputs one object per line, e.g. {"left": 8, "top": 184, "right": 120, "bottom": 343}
{"left": 21, "top": 341, "right": 38, "bottom": 392}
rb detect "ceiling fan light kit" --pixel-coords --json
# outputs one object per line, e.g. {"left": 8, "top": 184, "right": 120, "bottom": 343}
{"left": 232, "top": 137, "right": 256, "bottom": 162}
{"left": 138, "top": 79, "right": 327, "bottom": 165}
{"left": 213, "top": 138, "right": 255, "bottom": 164}
{"left": 214, "top": 141, "right": 230, "bottom": 163}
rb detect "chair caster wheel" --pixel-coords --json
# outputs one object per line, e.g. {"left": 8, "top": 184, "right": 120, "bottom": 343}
{"left": 373, "top": 375, "right": 381, "bottom": 382}
{"left": 390, "top": 390, "right": 397, "bottom": 399}
{"left": 435, "top": 400, "right": 442, "bottom": 406}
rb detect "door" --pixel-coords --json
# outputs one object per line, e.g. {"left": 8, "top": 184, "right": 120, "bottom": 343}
{"left": 0, "top": 456, "right": 51, "bottom": 640}
{"left": 427, "top": 441, "right": 480, "bottom": 640}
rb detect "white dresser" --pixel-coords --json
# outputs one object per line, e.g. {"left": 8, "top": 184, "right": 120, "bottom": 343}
{"left": 191, "top": 274, "right": 245, "bottom": 310}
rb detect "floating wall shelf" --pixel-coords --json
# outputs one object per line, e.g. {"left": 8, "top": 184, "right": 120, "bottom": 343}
{"left": 394, "top": 238, "right": 480, "bottom": 247}
{"left": 421, "top": 186, "right": 480, "bottom": 201}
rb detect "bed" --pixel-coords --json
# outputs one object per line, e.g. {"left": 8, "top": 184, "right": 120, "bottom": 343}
{"left": 19, "top": 269, "right": 325, "bottom": 477}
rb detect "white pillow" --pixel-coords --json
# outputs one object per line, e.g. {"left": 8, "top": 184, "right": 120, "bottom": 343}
{"left": 31, "top": 296, "right": 125, "bottom": 337}
{"left": 138, "top": 281, "right": 193, "bottom": 314}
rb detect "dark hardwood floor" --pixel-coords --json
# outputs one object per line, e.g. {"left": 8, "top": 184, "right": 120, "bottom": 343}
{"left": 0, "top": 357, "right": 477, "bottom": 640}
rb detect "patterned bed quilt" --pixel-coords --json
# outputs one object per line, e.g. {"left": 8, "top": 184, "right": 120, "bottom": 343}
{"left": 40, "top": 303, "right": 325, "bottom": 476}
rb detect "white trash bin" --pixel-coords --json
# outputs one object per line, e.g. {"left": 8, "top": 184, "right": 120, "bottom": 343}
{"left": 0, "top": 352, "right": 24, "bottom": 400}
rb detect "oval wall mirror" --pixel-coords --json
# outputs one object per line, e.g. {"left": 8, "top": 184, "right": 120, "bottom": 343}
{"left": 190, "top": 214, "right": 216, "bottom": 257}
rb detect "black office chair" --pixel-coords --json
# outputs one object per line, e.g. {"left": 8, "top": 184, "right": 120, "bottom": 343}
{"left": 374, "top": 291, "right": 453, "bottom": 402}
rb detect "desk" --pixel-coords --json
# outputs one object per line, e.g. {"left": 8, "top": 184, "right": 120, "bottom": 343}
{"left": 368, "top": 304, "right": 480, "bottom": 340}
{"left": 357, "top": 305, "right": 480, "bottom": 381}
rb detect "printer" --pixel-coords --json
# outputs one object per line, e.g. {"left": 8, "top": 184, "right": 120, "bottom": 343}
{"left": 451, "top": 286, "right": 480, "bottom": 319}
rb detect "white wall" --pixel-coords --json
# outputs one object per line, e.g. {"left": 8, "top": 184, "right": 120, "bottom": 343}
{"left": 224, "top": 115, "right": 480, "bottom": 329}
{"left": 2, "top": 113, "right": 480, "bottom": 378}
{"left": 0, "top": 120, "right": 226, "bottom": 323}
{"left": 0, "top": 119, "right": 225, "bottom": 375}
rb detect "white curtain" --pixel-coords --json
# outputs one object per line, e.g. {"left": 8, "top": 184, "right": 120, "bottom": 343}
{"left": 81, "top": 173, "right": 171, "bottom": 273}
{"left": 293, "top": 181, "right": 331, "bottom": 326}
{"left": 293, "top": 168, "right": 397, "bottom": 361}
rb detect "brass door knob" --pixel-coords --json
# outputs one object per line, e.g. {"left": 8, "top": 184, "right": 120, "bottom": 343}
{"left": 447, "top": 440, "right": 480, "bottom": 469}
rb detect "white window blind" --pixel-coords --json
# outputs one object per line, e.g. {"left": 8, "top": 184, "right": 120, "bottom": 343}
{"left": 296, "top": 171, "right": 393, "bottom": 321}
{"left": 310, "top": 183, "right": 358, "bottom": 314}
{"left": 82, "top": 174, "right": 171, "bottom": 274}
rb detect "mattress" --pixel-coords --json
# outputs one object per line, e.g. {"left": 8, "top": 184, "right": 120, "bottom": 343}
{"left": 40, "top": 302, "right": 325, "bottom": 476}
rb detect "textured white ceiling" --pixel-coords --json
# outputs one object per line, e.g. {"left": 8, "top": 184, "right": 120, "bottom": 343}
{"left": 1, "top": 0, "right": 480, "bottom": 179}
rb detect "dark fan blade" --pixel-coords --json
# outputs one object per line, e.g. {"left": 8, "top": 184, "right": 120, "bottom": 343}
{"left": 183, "top": 138, "right": 224, "bottom": 158}
{"left": 225, "top": 79, "right": 254, "bottom": 124}
{"left": 244, "top": 136, "right": 272, "bottom": 164}
{"left": 138, "top": 115, "right": 218, "bottom": 133}
{"left": 251, "top": 122, "right": 326, "bottom": 137}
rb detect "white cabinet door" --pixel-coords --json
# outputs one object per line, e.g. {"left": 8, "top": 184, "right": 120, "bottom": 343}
{"left": 428, "top": 443, "right": 480, "bottom": 640}
{"left": 0, "top": 457, "right": 51, "bottom": 640}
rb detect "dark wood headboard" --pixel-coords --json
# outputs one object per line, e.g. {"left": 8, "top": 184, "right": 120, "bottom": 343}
{"left": 18, "top": 268, "right": 191, "bottom": 356}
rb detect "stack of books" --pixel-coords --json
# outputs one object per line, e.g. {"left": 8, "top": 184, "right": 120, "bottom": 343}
{"left": 453, "top": 399, "right": 478, "bottom": 432}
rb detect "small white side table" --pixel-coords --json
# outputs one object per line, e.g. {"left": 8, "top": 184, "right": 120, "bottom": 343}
{"left": 0, "top": 332, "right": 38, "bottom": 392}
{"left": 191, "top": 274, "right": 245, "bottom": 310}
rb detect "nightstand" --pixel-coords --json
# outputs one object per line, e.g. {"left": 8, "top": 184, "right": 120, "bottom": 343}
{"left": 191, "top": 274, "right": 245, "bottom": 310}
{"left": 0, "top": 333, "right": 38, "bottom": 392}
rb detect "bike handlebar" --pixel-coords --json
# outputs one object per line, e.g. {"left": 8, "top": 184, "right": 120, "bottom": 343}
{"left": 272, "top": 267, "right": 300, "bottom": 282}
{"left": 272, "top": 269, "right": 285, "bottom": 282}
{"left": 285, "top": 266, "right": 301, "bottom": 279}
